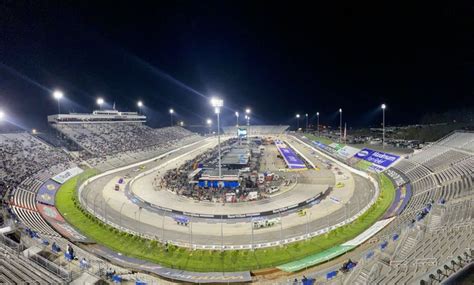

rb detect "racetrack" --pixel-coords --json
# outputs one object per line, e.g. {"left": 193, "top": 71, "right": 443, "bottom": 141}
{"left": 79, "top": 135, "right": 375, "bottom": 248}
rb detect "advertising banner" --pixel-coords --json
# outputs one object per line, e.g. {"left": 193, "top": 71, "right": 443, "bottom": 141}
{"left": 385, "top": 168, "right": 408, "bottom": 187}
{"left": 36, "top": 180, "right": 61, "bottom": 206}
{"left": 237, "top": 128, "right": 247, "bottom": 138}
{"left": 37, "top": 204, "right": 65, "bottom": 222}
{"left": 342, "top": 217, "right": 395, "bottom": 247}
{"left": 52, "top": 167, "right": 84, "bottom": 184}
{"left": 329, "top": 143, "right": 344, "bottom": 151}
{"left": 353, "top": 148, "right": 399, "bottom": 168}
{"left": 275, "top": 140, "right": 306, "bottom": 169}
{"left": 311, "top": 141, "right": 336, "bottom": 154}
{"left": 337, "top": 145, "right": 360, "bottom": 159}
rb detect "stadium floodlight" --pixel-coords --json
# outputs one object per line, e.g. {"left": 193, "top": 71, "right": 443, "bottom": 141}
{"left": 53, "top": 90, "right": 63, "bottom": 100}
{"left": 381, "top": 103, "right": 386, "bottom": 149}
{"left": 339, "top": 108, "right": 343, "bottom": 143}
{"left": 169, "top": 108, "right": 174, "bottom": 126}
{"left": 137, "top": 101, "right": 144, "bottom": 115}
{"left": 53, "top": 90, "right": 64, "bottom": 117}
{"left": 316, "top": 112, "right": 320, "bottom": 135}
{"left": 305, "top": 113, "right": 308, "bottom": 131}
{"left": 97, "top": 97, "right": 105, "bottom": 110}
{"left": 210, "top": 97, "right": 224, "bottom": 178}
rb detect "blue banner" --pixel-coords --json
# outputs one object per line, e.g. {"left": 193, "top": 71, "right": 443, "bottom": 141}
{"left": 353, "top": 148, "right": 399, "bottom": 168}
{"left": 275, "top": 140, "right": 306, "bottom": 169}
{"left": 36, "top": 179, "right": 61, "bottom": 206}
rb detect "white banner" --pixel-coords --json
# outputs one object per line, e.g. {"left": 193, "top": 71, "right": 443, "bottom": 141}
{"left": 337, "top": 145, "right": 360, "bottom": 159}
{"left": 342, "top": 217, "right": 395, "bottom": 247}
{"left": 52, "top": 167, "right": 84, "bottom": 184}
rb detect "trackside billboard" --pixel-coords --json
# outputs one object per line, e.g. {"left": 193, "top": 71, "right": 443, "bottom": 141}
{"left": 353, "top": 148, "right": 399, "bottom": 169}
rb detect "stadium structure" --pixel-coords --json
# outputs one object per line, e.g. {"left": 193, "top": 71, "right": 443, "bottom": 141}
{"left": 0, "top": 107, "right": 472, "bottom": 285}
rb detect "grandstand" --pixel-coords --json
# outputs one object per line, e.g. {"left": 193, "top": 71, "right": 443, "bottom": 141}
{"left": 0, "top": 132, "right": 75, "bottom": 205}
{"left": 294, "top": 131, "right": 473, "bottom": 284}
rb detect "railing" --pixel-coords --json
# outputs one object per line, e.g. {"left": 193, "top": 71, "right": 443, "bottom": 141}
{"left": 27, "top": 252, "right": 72, "bottom": 282}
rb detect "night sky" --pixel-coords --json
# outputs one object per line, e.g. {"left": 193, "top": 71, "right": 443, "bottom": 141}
{"left": 0, "top": 1, "right": 473, "bottom": 130}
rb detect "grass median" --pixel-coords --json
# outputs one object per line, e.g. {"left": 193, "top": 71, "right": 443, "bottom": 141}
{"left": 56, "top": 169, "right": 395, "bottom": 272}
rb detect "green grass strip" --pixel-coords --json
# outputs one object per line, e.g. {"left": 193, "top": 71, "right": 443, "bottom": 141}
{"left": 56, "top": 169, "right": 395, "bottom": 272}
{"left": 303, "top": 133, "right": 334, "bottom": 145}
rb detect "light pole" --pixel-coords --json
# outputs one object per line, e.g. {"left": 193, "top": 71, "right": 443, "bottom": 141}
{"left": 296, "top": 114, "right": 300, "bottom": 131}
{"left": 235, "top": 111, "right": 239, "bottom": 127}
{"left": 97, "top": 97, "right": 104, "bottom": 110}
{"left": 53, "top": 90, "right": 63, "bottom": 117}
{"left": 381, "top": 104, "right": 386, "bottom": 149}
{"left": 339, "top": 108, "right": 343, "bottom": 143}
{"left": 316, "top": 112, "right": 320, "bottom": 136}
{"left": 206, "top": 118, "right": 212, "bottom": 135}
{"left": 305, "top": 113, "right": 308, "bottom": 131}
{"left": 0, "top": 110, "right": 4, "bottom": 121}
{"left": 169, "top": 108, "right": 174, "bottom": 126}
{"left": 137, "top": 101, "right": 143, "bottom": 114}
{"left": 245, "top": 108, "right": 251, "bottom": 144}
{"left": 211, "top": 97, "right": 224, "bottom": 178}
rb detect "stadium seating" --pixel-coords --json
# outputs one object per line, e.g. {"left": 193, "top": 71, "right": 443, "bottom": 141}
{"left": 0, "top": 132, "right": 74, "bottom": 200}
{"left": 0, "top": 237, "right": 66, "bottom": 284}
{"left": 339, "top": 199, "right": 473, "bottom": 285}
{"left": 53, "top": 123, "right": 199, "bottom": 156}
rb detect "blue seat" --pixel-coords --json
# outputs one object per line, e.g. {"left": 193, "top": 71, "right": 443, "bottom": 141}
{"left": 326, "top": 271, "right": 337, "bottom": 280}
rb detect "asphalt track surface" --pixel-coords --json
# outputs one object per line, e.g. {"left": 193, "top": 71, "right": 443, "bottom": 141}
{"left": 81, "top": 136, "right": 375, "bottom": 247}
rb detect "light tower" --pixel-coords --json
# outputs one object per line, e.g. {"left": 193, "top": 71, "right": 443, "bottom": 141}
{"left": 137, "top": 101, "right": 143, "bottom": 114}
{"left": 339, "top": 108, "right": 343, "bottom": 143}
{"left": 97, "top": 97, "right": 104, "bottom": 110}
{"left": 53, "top": 90, "right": 64, "bottom": 117}
{"left": 211, "top": 97, "right": 224, "bottom": 178}
{"left": 169, "top": 108, "right": 174, "bottom": 126}
{"left": 296, "top": 114, "right": 300, "bottom": 130}
{"left": 316, "top": 112, "right": 320, "bottom": 136}
{"left": 305, "top": 113, "right": 308, "bottom": 131}
{"left": 381, "top": 103, "right": 386, "bottom": 149}
{"left": 235, "top": 111, "right": 239, "bottom": 127}
{"left": 245, "top": 108, "right": 251, "bottom": 144}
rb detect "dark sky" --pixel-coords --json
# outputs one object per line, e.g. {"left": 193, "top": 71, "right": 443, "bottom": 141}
{"left": 0, "top": 1, "right": 473, "bottom": 130}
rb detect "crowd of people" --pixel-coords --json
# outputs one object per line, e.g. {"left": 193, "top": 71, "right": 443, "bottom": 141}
{"left": 54, "top": 123, "right": 197, "bottom": 156}
{"left": 0, "top": 133, "right": 74, "bottom": 202}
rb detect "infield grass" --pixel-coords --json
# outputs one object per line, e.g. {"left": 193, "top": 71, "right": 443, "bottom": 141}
{"left": 56, "top": 169, "right": 395, "bottom": 272}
